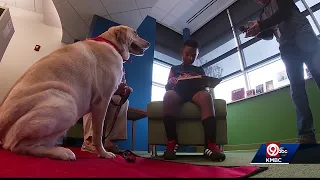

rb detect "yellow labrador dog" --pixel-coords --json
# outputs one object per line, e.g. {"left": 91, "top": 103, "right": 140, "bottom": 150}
{"left": 0, "top": 25, "right": 150, "bottom": 161}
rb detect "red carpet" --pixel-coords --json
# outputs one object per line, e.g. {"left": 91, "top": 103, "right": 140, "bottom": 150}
{"left": 0, "top": 147, "right": 266, "bottom": 178}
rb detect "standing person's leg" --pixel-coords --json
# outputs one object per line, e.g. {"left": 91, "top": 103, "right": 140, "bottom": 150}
{"left": 81, "top": 113, "right": 96, "bottom": 153}
{"left": 192, "top": 90, "right": 226, "bottom": 162}
{"left": 162, "top": 90, "right": 183, "bottom": 160}
{"left": 103, "top": 95, "right": 128, "bottom": 154}
{"left": 280, "top": 41, "right": 316, "bottom": 144}
{"left": 296, "top": 31, "right": 320, "bottom": 88}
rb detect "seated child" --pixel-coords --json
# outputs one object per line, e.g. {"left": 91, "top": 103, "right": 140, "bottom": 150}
{"left": 162, "top": 39, "right": 226, "bottom": 162}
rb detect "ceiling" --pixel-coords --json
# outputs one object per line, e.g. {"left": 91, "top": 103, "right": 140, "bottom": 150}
{"left": 0, "top": 0, "right": 236, "bottom": 44}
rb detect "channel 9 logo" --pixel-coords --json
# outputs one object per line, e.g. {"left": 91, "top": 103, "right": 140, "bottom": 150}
{"left": 265, "top": 142, "right": 288, "bottom": 163}
{"left": 251, "top": 142, "right": 300, "bottom": 164}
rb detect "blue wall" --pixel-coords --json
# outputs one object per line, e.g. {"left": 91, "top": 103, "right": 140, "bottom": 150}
{"left": 88, "top": 15, "right": 155, "bottom": 151}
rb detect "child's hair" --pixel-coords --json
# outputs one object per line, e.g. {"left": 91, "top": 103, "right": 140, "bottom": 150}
{"left": 183, "top": 39, "right": 200, "bottom": 49}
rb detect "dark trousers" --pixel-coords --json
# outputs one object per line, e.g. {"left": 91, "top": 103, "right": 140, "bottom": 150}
{"left": 279, "top": 30, "right": 320, "bottom": 138}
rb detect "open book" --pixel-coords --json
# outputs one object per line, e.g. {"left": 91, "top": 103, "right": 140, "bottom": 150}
{"left": 177, "top": 75, "right": 203, "bottom": 81}
{"left": 176, "top": 75, "right": 222, "bottom": 90}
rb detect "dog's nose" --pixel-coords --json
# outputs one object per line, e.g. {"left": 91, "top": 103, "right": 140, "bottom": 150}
{"left": 147, "top": 42, "right": 150, "bottom": 47}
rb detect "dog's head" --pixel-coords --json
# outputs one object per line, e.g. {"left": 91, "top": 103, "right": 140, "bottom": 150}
{"left": 105, "top": 25, "right": 150, "bottom": 60}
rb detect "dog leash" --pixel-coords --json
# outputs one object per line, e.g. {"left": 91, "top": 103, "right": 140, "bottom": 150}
{"left": 121, "top": 150, "right": 136, "bottom": 163}
{"left": 102, "top": 92, "right": 137, "bottom": 163}
{"left": 104, "top": 91, "right": 131, "bottom": 139}
{"left": 110, "top": 92, "right": 137, "bottom": 163}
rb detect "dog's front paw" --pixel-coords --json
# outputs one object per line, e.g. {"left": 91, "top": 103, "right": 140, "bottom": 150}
{"left": 98, "top": 151, "right": 116, "bottom": 159}
{"left": 52, "top": 147, "right": 76, "bottom": 161}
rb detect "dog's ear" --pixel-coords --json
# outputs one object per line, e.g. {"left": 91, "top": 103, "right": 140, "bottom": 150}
{"left": 115, "top": 27, "right": 127, "bottom": 45}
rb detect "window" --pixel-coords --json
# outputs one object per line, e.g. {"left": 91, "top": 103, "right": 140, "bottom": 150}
{"left": 206, "top": 52, "right": 241, "bottom": 78}
{"left": 247, "top": 59, "right": 309, "bottom": 91}
{"left": 151, "top": 61, "right": 171, "bottom": 102}
{"left": 152, "top": 62, "right": 171, "bottom": 85}
{"left": 198, "top": 30, "right": 236, "bottom": 66}
{"left": 305, "top": 0, "right": 320, "bottom": 35}
{"left": 243, "top": 38, "right": 280, "bottom": 67}
{"left": 151, "top": 84, "right": 167, "bottom": 101}
{"left": 247, "top": 59, "right": 289, "bottom": 90}
{"left": 307, "top": 15, "right": 320, "bottom": 35}
{"left": 238, "top": 31, "right": 254, "bottom": 44}
{"left": 296, "top": 0, "right": 307, "bottom": 12}
{"left": 194, "top": 11, "right": 234, "bottom": 65}
{"left": 295, "top": 0, "right": 320, "bottom": 35}
{"left": 312, "top": 10, "right": 320, "bottom": 35}
{"left": 209, "top": 35, "right": 236, "bottom": 60}
{"left": 314, "top": 9, "right": 320, "bottom": 22}
{"left": 304, "top": 0, "right": 320, "bottom": 8}
{"left": 214, "top": 75, "right": 247, "bottom": 103}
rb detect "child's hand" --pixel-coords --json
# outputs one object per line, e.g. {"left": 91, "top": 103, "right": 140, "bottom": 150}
{"left": 168, "top": 77, "right": 178, "bottom": 85}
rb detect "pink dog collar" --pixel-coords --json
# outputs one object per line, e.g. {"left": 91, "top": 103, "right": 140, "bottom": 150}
{"left": 88, "top": 37, "right": 131, "bottom": 62}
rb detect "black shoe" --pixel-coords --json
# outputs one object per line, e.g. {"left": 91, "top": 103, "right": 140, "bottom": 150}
{"left": 204, "top": 142, "right": 226, "bottom": 162}
{"left": 296, "top": 135, "right": 317, "bottom": 144}
{"left": 163, "top": 140, "right": 179, "bottom": 160}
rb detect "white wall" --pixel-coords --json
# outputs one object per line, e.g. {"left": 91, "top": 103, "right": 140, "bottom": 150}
{"left": 0, "top": 5, "right": 65, "bottom": 102}
{"left": 42, "top": 0, "right": 62, "bottom": 28}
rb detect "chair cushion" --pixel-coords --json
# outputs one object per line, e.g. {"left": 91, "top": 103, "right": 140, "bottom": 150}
{"left": 147, "top": 99, "right": 227, "bottom": 119}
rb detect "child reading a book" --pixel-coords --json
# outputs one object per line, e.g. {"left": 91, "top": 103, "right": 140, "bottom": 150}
{"left": 162, "top": 39, "right": 226, "bottom": 161}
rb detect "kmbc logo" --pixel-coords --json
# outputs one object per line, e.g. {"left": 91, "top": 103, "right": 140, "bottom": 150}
{"left": 265, "top": 142, "right": 288, "bottom": 163}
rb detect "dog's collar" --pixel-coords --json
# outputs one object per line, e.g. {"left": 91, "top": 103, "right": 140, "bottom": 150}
{"left": 88, "top": 37, "right": 131, "bottom": 62}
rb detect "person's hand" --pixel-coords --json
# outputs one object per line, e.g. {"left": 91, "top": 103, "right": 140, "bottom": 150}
{"left": 246, "top": 20, "right": 261, "bottom": 37}
{"left": 119, "top": 86, "right": 132, "bottom": 96}
{"left": 114, "top": 83, "right": 127, "bottom": 95}
{"left": 124, "top": 86, "right": 133, "bottom": 93}
{"left": 116, "top": 85, "right": 132, "bottom": 96}
{"left": 168, "top": 77, "right": 178, "bottom": 85}
{"left": 118, "top": 82, "right": 126, "bottom": 90}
